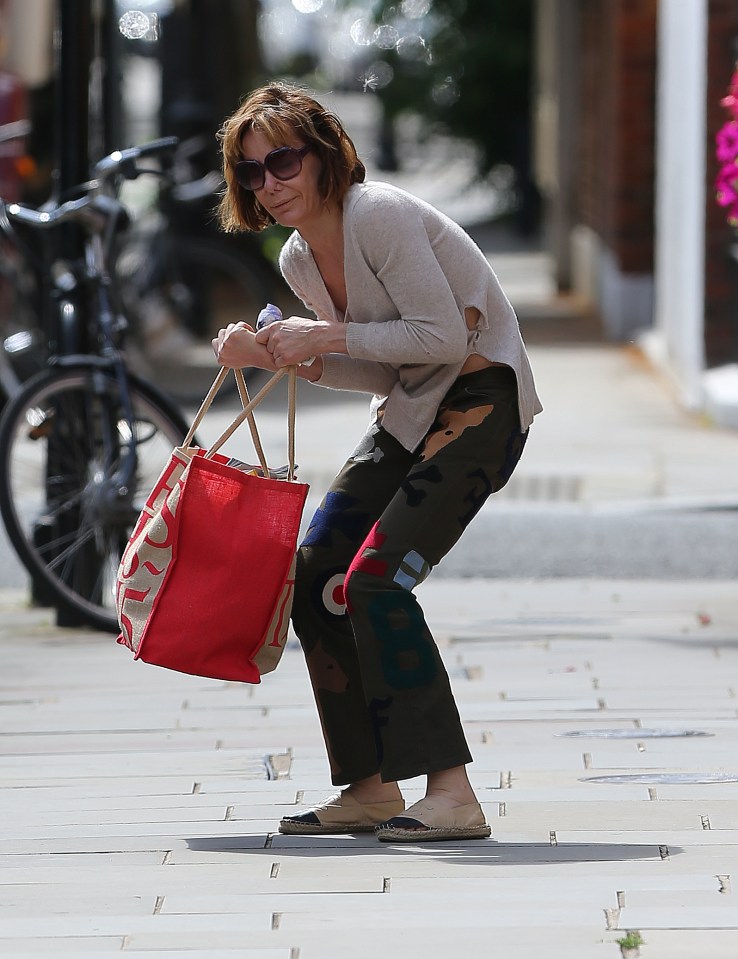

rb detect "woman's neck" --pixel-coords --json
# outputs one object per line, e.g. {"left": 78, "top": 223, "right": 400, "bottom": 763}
{"left": 297, "top": 202, "right": 343, "bottom": 257}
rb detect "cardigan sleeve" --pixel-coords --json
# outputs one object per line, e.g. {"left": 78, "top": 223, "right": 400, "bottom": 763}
{"left": 316, "top": 354, "right": 399, "bottom": 396}
{"left": 344, "top": 195, "right": 468, "bottom": 365}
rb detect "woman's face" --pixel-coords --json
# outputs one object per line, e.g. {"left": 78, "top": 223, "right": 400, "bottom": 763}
{"left": 239, "top": 126, "right": 323, "bottom": 231}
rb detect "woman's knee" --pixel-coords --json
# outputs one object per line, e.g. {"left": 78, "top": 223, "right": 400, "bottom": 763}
{"left": 292, "top": 547, "right": 350, "bottom": 633}
{"left": 343, "top": 563, "right": 389, "bottom": 618}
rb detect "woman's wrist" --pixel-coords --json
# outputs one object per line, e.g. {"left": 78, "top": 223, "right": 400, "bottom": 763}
{"left": 315, "top": 320, "right": 348, "bottom": 356}
{"left": 297, "top": 356, "right": 323, "bottom": 381}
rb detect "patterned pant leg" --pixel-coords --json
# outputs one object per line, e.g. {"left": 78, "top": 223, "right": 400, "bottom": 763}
{"left": 291, "top": 425, "right": 416, "bottom": 785}
{"left": 343, "top": 370, "right": 528, "bottom": 783}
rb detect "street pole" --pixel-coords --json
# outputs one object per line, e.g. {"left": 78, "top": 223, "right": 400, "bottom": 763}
{"left": 55, "top": 0, "right": 91, "bottom": 196}
{"left": 51, "top": 0, "right": 91, "bottom": 354}
{"left": 44, "top": 0, "right": 97, "bottom": 624}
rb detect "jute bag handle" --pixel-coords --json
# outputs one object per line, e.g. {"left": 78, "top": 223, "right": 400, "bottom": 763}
{"left": 203, "top": 366, "right": 299, "bottom": 482}
{"left": 181, "top": 367, "right": 278, "bottom": 478}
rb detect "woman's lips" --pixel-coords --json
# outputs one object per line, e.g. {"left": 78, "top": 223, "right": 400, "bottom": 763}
{"left": 270, "top": 197, "right": 293, "bottom": 213}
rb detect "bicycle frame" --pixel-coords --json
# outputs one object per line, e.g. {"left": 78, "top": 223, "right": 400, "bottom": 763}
{"left": 1, "top": 137, "right": 179, "bottom": 486}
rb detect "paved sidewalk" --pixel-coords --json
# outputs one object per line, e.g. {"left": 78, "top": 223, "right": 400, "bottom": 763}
{"left": 2, "top": 577, "right": 738, "bottom": 958}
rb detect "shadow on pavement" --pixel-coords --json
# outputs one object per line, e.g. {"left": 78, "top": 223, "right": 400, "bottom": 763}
{"left": 185, "top": 835, "right": 678, "bottom": 864}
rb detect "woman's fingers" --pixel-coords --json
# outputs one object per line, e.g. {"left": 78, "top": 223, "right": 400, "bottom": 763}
{"left": 212, "top": 322, "right": 257, "bottom": 362}
{"left": 212, "top": 321, "right": 280, "bottom": 372}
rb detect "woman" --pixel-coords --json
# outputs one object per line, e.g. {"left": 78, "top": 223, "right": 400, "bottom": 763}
{"left": 213, "top": 82, "right": 542, "bottom": 843}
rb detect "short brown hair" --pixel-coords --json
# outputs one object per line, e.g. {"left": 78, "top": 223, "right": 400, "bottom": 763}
{"left": 217, "top": 82, "right": 366, "bottom": 232}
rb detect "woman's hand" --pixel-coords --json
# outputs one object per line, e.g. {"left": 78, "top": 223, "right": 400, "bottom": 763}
{"left": 212, "top": 322, "right": 277, "bottom": 371}
{"left": 255, "top": 316, "right": 347, "bottom": 367}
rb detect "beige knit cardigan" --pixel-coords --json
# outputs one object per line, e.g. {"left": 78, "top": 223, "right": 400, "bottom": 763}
{"left": 279, "top": 180, "right": 542, "bottom": 451}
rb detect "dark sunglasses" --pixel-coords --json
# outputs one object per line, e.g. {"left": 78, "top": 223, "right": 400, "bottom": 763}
{"left": 234, "top": 145, "right": 312, "bottom": 191}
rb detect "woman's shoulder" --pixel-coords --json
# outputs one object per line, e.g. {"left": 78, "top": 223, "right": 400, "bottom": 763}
{"left": 345, "top": 181, "right": 440, "bottom": 242}
{"left": 346, "top": 180, "right": 426, "bottom": 216}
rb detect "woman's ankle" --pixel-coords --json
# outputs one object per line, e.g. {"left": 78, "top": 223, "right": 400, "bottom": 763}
{"left": 425, "top": 766, "right": 478, "bottom": 806}
{"left": 345, "top": 776, "right": 402, "bottom": 804}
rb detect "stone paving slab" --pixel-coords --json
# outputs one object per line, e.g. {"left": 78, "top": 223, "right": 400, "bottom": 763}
{"left": 0, "top": 952, "right": 290, "bottom": 959}
{"left": 494, "top": 799, "right": 736, "bottom": 829}
{"left": 551, "top": 828, "right": 738, "bottom": 847}
{"left": 7, "top": 953, "right": 291, "bottom": 959}
{"left": 0, "top": 914, "right": 273, "bottom": 939}
{"left": 0, "top": 938, "right": 126, "bottom": 954}
{"left": 0, "top": 835, "right": 269, "bottom": 855}
{"left": 629, "top": 929, "right": 738, "bottom": 958}
{"left": 0, "top": 894, "right": 157, "bottom": 919}
{"left": 0, "top": 789, "right": 302, "bottom": 813}
{"left": 618, "top": 904, "right": 738, "bottom": 929}
{"left": 121, "top": 925, "right": 618, "bottom": 959}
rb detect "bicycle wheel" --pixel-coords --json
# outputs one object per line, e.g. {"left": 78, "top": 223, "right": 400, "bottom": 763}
{"left": 0, "top": 364, "right": 189, "bottom": 632}
{"left": 118, "top": 236, "right": 275, "bottom": 403}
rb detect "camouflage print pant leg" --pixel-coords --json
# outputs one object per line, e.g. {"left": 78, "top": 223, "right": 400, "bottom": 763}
{"left": 291, "top": 367, "right": 528, "bottom": 785}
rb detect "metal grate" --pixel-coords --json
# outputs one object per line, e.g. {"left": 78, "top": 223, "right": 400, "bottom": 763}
{"left": 497, "top": 474, "right": 583, "bottom": 502}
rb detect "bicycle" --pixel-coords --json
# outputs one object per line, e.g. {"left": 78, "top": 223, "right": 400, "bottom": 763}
{"left": 115, "top": 133, "right": 285, "bottom": 403}
{"left": 0, "top": 137, "right": 192, "bottom": 632}
{"left": 0, "top": 118, "right": 46, "bottom": 407}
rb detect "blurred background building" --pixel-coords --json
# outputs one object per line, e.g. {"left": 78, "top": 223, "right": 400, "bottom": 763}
{"left": 534, "top": 0, "right": 738, "bottom": 424}
{"left": 1, "top": 0, "right": 738, "bottom": 424}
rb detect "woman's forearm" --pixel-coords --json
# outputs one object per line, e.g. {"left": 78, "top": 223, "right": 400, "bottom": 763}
{"left": 312, "top": 321, "right": 348, "bottom": 356}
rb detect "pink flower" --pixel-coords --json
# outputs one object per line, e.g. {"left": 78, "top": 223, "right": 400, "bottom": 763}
{"left": 715, "top": 68, "right": 738, "bottom": 224}
{"left": 721, "top": 94, "right": 738, "bottom": 116}
{"left": 727, "top": 199, "right": 738, "bottom": 226}
{"left": 716, "top": 161, "right": 738, "bottom": 195}
{"left": 723, "top": 69, "right": 738, "bottom": 119}
{"left": 716, "top": 165, "right": 738, "bottom": 209}
{"left": 716, "top": 121, "right": 738, "bottom": 163}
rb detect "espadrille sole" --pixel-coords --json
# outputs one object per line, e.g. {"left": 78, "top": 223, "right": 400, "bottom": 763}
{"left": 376, "top": 822, "right": 491, "bottom": 843}
{"left": 278, "top": 819, "right": 380, "bottom": 835}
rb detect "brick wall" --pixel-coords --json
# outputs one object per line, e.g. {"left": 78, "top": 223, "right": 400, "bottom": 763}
{"left": 704, "top": 0, "right": 738, "bottom": 366}
{"left": 576, "top": 0, "right": 657, "bottom": 274}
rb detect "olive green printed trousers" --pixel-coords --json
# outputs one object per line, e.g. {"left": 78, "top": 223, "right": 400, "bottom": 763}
{"left": 291, "top": 366, "right": 528, "bottom": 785}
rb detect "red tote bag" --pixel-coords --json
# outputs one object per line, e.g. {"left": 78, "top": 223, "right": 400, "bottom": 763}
{"left": 116, "top": 366, "right": 308, "bottom": 683}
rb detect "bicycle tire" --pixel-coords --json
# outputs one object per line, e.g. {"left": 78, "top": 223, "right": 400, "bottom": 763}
{"left": 0, "top": 363, "right": 189, "bottom": 632}
{"left": 118, "top": 236, "right": 275, "bottom": 403}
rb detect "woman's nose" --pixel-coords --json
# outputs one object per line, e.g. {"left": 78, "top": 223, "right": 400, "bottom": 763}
{"left": 262, "top": 169, "right": 282, "bottom": 191}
